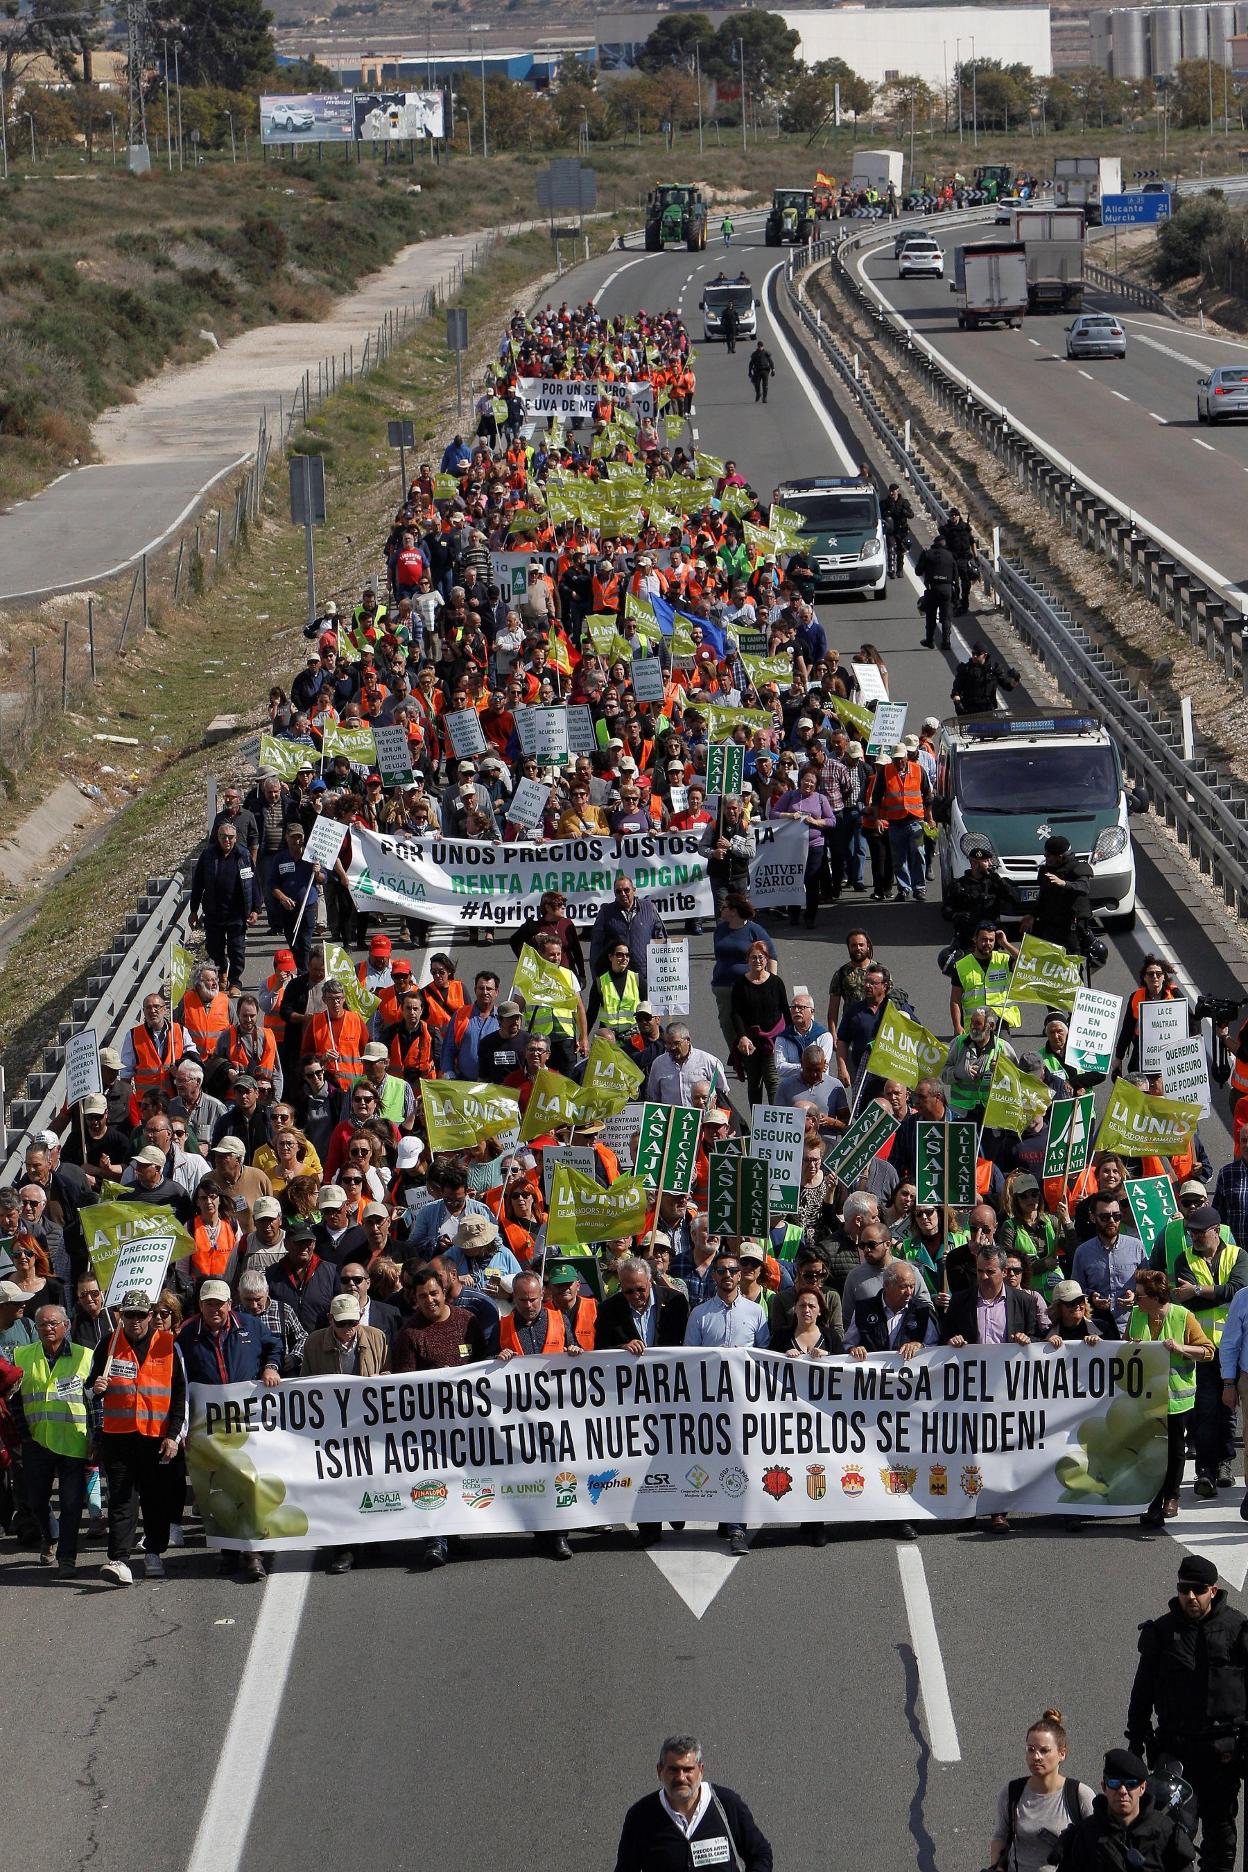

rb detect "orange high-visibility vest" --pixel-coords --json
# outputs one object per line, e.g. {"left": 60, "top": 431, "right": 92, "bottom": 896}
{"left": 100, "top": 1327, "right": 176, "bottom": 1439}
{"left": 422, "top": 977, "right": 466, "bottom": 1038}
{"left": 129, "top": 1023, "right": 187, "bottom": 1097}
{"left": 498, "top": 1308, "right": 567, "bottom": 1356}
{"left": 223, "top": 1027, "right": 278, "bottom": 1078}
{"left": 302, "top": 1009, "right": 368, "bottom": 1088}
{"left": 182, "top": 989, "right": 231, "bottom": 1054}
{"left": 878, "top": 764, "right": 925, "bottom": 824}
{"left": 263, "top": 974, "right": 289, "bottom": 1047}
{"left": 191, "top": 1216, "right": 238, "bottom": 1280}
{"left": 566, "top": 1295, "right": 597, "bottom": 1351}
{"left": 388, "top": 1022, "right": 436, "bottom": 1082}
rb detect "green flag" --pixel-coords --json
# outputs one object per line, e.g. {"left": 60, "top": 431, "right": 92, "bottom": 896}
{"left": 512, "top": 945, "right": 580, "bottom": 1009}
{"left": 1043, "top": 1093, "right": 1097, "bottom": 1178}
{"left": 580, "top": 1033, "right": 644, "bottom": 1117}
{"left": 1095, "top": 1078, "right": 1201, "bottom": 1156}
{"left": 519, "top": 1068, "right": 585, "bottom": 1142}
{"left": 546, "top": 1165, "right": 649, "bottom": 1245}
{"left": 169, "top": 941, "right": 195, "bottom": 1009}
{"left": 1008, "top": 934, "right": 1085, "bottom": 1013}
{"left": 258, "top": 734, "right": 311, "bottom": 781}
{"left": 981, "top": 1054, "right": 1053, "bottom": 1136}
{"left": 830, "top": 695, "right": 874, "bottom": 741}
{"left": 1125, "top": 1176, "right": 1180, "bottom": 1253}
{"left": 83, "top": 1200, "right": 195, "bottom": 1307}
{"left": 865, "top": 1004, "right": 946, "bottom": 1090}
{"left": 324, "top": 940, "right": 377, "bottom": 1018}
{"left": 420, "top": 1080, "right": 521, "bottom": 1153}
{"left": 321, "top": 722, "right": 378, "bottom": 766}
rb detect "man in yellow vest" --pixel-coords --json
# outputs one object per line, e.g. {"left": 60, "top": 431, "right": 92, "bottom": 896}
{"left": 949, "top": 921, "right": 1020, "bottom": 1035}
{"left": 1173, "top": 1204, "right": 1248, "bottom": 1496}
{"left": 11, "top": 1303, "right": 93, "bottom": 1575}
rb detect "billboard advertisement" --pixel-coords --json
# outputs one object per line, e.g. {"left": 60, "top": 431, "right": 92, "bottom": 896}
{"left": 260, "top": 93, "right": 355, "bottom": 144}
{"left": 353, "top": 90, "right": 445, "bottom": 141}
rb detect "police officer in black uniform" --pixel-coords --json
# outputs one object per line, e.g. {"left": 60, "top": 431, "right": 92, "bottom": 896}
{"left": 1127, "top": 1552, "right": 1248, "bottom": 1872}
{"left": 951, "top": 641, "right": 1018, "bottom": 715}
{"left": 882, "top": 483, "right": 915, "bottom": 579}
{"left": 1021, "top": 835, "right": 1094, "bottom": 952}
{"left": 941, "top": 506, "right": 977, "bottom": 613}
{"left": 947, "top": 842, "right": 1024, "bottom": 951}
{"left": 915, "top": 535, "right": 957, "bottom": 649}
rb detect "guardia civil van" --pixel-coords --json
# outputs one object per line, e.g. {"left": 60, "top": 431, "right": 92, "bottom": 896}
{"left": 934, "top": 713, "right": 1140, "bottom": 929}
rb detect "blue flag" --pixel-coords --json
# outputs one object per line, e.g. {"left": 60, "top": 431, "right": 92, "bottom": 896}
{"left": 648, "top": 594, "right": 725, "bottom": 658}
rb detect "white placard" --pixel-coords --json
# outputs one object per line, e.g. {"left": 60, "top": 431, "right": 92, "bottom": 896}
{"left": 104, "top": 1235, "right": 174, "bottom": 1308}
{"left": 371, "top": 722, "right": 414, "bottom": 786}
{"left": 748, "top": 1105, "right": 806, "bottom": 1214}
{"left": 669, "top": 785, "right": 689, "bottom": 815}
{"left": 1139, "top": 999, "right": 1188, "bottom": 1075}
{"left": 304, "top": 816, "right": 348, "bottom": 873}
{"left": 542, "top": 1143, "right": 597, "bottom": 1202}
{"left": 402, "top": 1184, "right": 436, "bottom": 1215}
{"left": 1160, "top": 1035, "right": 1211, "bottom": 1117}
{"left": 646, "top": 939, "right": 690, "bottom": 1016}
{"left": 64, "top": 1029, "right": 102, "bottom": 1108}
{"left": 533, "top": 707, "right": 569, "bottom": 765}
{"left": 445, "top": 706, "right": 487, "bottom": 759}
{"left": 602, "top": 1101, "right": 643, "bottom": 1170}
{"left": 631, "top": 656, "right": 665, "bottom": 702}
{"left": 1066, "top": 987, "right": 1124, "bottom": 1077}
{"left": 566, "top": 705, "right": 597, "bottom": 754}
{"left": 853, "top": 661, "right": 890, "bottom": 703}
{"left": 865, "top": 700, "right": 909, "bottom": 758}
{"left": 513, "top": 706, "right": 538, "bottom": 757}
{"left": 507, "top": 777, "right": 551, "bottom": 829}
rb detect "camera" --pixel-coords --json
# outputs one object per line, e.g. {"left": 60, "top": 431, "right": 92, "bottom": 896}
{"left": 1195, "top": 994, "right": 1247, "bottom": 1028}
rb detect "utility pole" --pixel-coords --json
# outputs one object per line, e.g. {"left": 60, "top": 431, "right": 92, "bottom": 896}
{"left": 738, "top": 37, "right": 747, "bottom": 152}
{"left": 480, "top": 50, "right": 488, "bottom": 159}
{"left": 0, "top": 78, "right": 8, "bottom": 181}
{"left": 163, "top": 38, "right": 172, "bottom": 171}
{"left": 971, "top": 36, "right": 978, "bottom": 147}
{"left": 695, "top": 40, "right": 704, "bottom": 156}
{"left": 174, "top": 41, "right": 183, "bottom": 168}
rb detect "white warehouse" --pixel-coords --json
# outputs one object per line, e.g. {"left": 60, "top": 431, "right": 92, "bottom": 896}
{"left": 779, "top": 6, "right": 1053, "bottom": 89}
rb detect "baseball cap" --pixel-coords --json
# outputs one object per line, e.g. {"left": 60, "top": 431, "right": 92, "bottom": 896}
{"left": 1012, "top": 1174, "right": 1040, "bottom": 1195}
{"left": 286, "top": 1218, "right": 317, "bottom": 1243}
{"left": 119, "top": 1290, "right": 154, "bottom": 1315}
{"left": 1179, "top": 1179, "right": 1208, "bottom": 1198}
{"left": 1051, "top": 1279, "right": 1084, "bottom": 1305}
{"left": 369, "top": 933, "right": 392, "bottom": 955}
{"left": 361, "top": 1042, "right": 389, "bottom": 1062}
{"left": 134, "top": 1145, "right": 166, "bottom": 1168}
{"left": 546, "top": 1264, "right": 579, "bottom": 1286}
{"left": 211, "top": 1136, "right": 246, "bottom": 1158}
{"left": 199, "top": 1280, "right": 231, "bottom": 1303}
{"left": 395, "top": 1137, "right": 423, "bottom": 1170}
{"left": 99, "top": 1048, "right": 122, "bottom": 1071}
{"left": 635, "top": 1001, "right": 656, "bottom": 1017}
{"left": 82, "top": 1094, "right": 108, "bottom": 1116}
{"left": 362, "top": 1202, "right": 389, "bottom": 1221}
{"left": 252, "top": 1196, "right": 283, "bottom": 1222}
{"left": 319, "top": 1184, "right": 348, "bottom": 1208}
{"left": 738, "top": 1240, "right": 766, "bottom": 1263}
{"left": 1184, "top": 1205, "right": 1221, "bottom": 1231}
{"left": 456, "top": 1215, "right": 498, "bottom": 1249}
{"left": 274, "top": 947, "right": 297, "bottom": 970}
{"left": 391, "top": 960, "right": 413, "bottom": 977}
{"left": 0, "top": 1281, "right": 30, "bottom": 1304}
{"left": 232, "top": 1074, "right": 257, "bottom": 1091}
{"left": 890, "top": 743, "right": 908, "bottom": 759}
{"left": 330, "top": 1294, "right": 361, "bottom": 1323}
{"left": 497, "top": 1001, "right": 522, "bottom": 1018}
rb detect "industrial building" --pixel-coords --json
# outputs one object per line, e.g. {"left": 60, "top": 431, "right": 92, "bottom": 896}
{"left": 1088, "top": 4, "right": 1248, "bottom": 78}
{"left": 779, "top": 6, "right": 1053, "bottom": 88}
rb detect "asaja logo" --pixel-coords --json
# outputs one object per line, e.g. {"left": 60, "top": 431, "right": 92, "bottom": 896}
{"left": 462, "top": 1477, "right": 495, "bottom": 1509}
{"left": 761, "top": 1465, "right": 792, "bottom": 1501}
{"left": 718, "top": 1466, "right": 747, "bottom": 1498}
{"left": 555, "top": 1470, "right": 578, "bottom": 1507}
{"left": 409, "top": 1481, "right": 448, "bottom": 1511}
{"left": 360, "top": 1490, "right": 404, "bottom": 1514}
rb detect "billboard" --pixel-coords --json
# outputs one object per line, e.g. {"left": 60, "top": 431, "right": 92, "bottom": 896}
{"left": 353, "top": 90, "right": 445, "bottom": 141}
{"left": 260, "top": 93, "right": 355, "bottom": 145}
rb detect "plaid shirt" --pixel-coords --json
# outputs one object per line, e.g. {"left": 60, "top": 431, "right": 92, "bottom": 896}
{"left": 257, "top": 1298, "right": 308, "bottom": 1375}
{"left": 818, "top": 758, "right": 852, "bottom": 814}
{"left": 1214, "top": 1159, "right": 1248, "bottom": 1250}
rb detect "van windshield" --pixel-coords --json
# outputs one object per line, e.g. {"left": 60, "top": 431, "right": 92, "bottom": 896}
{"left": 705, "top": 286, "right": 754, "bottom": 311}
{"left": 956, "top": 743, "right": 1119, "bottom": 812}
{"left": 785, "top": 493, "right": 876, "bottom": 530}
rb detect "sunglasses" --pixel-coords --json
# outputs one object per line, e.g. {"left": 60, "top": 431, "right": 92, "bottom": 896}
{"left": 1104, "top": 1778, "right": 1145, "bottom": 1792}
{"left": 1179, "top": 1195, "right": 1204, "bottom": 1207}
{"left": 11, "top": 1249, "right": 36, "bottom": 1260}
{"left": 340, "top": 1274, "right": 367, "bottom": 1285}
{"left": 341, "top": 1175, "right": 365, "bottom": 1185}
{"left": 153, "top": 1307, "right": 173, "bottom": 1319}
{"left": 122, "top": 1309, "right": 152, "bottom": 1321}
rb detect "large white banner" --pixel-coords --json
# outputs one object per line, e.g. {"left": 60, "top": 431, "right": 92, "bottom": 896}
{"left": 187, "top": 1342, "right": 1168, "bottom": 1549}
{"left": 345, "top": 819, "right": 808, "bottom": 930}
{"left": 516, "top": 377, "right": 657, "bottom": 424}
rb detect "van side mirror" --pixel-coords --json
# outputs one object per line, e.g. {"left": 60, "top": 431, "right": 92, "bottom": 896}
{"left": 1128, "top": 786, "right": 1149, "bottom": 816}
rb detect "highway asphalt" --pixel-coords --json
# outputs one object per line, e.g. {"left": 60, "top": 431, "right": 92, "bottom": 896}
{"left": 5, "top": 220, "right": 1248, "bottom": 1872}
{"left": 855, "top": 216, "right": 1248, "bottom": 596}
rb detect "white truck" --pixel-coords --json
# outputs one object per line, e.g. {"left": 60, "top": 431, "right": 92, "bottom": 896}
{"left": 850, "top": 148, "right": 904, "bottom": 196}
{"left": 951, "top": 242, "right": 1028, "bottom": 329}
{"left": 1010, "top": 206, "right": 1086, "bottom": 313}
{"left": 1053, "top": 155, "right": 1121, "bottom": 227}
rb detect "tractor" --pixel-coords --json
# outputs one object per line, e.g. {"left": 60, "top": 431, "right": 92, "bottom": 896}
{"left": 644, "top": 183, "right": 708, "bottom": 252}
{"left": 765, "top": 187, "right": 817, "bottom": 246}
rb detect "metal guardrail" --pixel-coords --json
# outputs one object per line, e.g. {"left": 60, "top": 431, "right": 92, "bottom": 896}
{"left": 1084, "top": 259, "right": 1179, "bottom": 318}
{"left": 826, "top": 221, "right": 1248, "bottom": 694}
{"left": 773, "top": 245, "right": 1248, "bottom": 922}
{"left": 1, "top": 875, "right": 189, "bottom": 1181}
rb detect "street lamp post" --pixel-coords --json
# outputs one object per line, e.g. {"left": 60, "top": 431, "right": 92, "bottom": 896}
{"left": 163, "top": 38, "right": 173, "bottom": 171}
{"left": 695, "top": 39, "right": 704, "bottom": 156}
{"left": 971, "top": 35, "right": 978, "bottom": 147}
{"left": 955, "top": 38, "right": 963, "bottom": 142}
{"left": 174, "top": 42, "right": 184, "bottom": 170}
{"left": 738, "top": 37, "right": 747, "bottom": 152}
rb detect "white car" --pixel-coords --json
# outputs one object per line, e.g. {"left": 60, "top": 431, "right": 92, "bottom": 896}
{"left": 994, "top": 195, "right": 1024, "bottom": 225}
{"left": 271, "top": 105, "right": 315, "bottom": 133}
{"left": 898, "top": 239, "right": 944, "bottom": 279}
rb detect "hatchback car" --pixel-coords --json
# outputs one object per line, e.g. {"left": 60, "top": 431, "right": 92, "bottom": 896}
{"left": 898, "top": 239, "right": 944, "bottom": 279}
{"left": 1197, "top": 365, "right": 1248, "bottom": 424}
{"left": 1066, "top": 313, "right": 1126, "bottom": 359}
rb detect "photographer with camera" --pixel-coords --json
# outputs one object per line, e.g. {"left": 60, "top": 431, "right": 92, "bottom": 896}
{"left": 952, "top": 642, "right": 1020, "bottom": 717}
{"left": 1126, "top": 1553, "right": 1248, "bottom": 1872}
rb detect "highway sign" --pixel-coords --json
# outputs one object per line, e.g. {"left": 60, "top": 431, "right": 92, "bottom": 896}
{"left": 1101, "top": 193, "right": 1171, "bottom": 226}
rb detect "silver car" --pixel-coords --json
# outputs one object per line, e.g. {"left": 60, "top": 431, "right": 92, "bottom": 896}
{"left": 1197, "top": 365, "right": 1248, "bottom": 424}
{"left": 1066, "top": 313, "right": 1126, "bottom": 360}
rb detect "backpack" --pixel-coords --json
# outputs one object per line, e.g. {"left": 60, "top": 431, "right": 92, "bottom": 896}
{"left": 997, "top": 1778, "right": 1088, "bottom": 1871}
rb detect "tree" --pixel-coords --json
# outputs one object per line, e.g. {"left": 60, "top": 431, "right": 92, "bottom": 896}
{"left": 637, "top": 13, "right": 715, "bottom": 76}
{"left": 22, "top": 81, "right": 80, "bottom": 147}
{"left": 479, "top": 76, "right": 553, "bottom": 151}
{"left": 147, "top": 0, "right": 275, "bottom": 94}
{"left": 1171, "top": 56, "right": 1227, "bottom": 129}
{"left": 275, "top": 56, "right": 339, "bottom": 92}
{"left": 708, "top": 10, "right": 800, "bottom": 94}
{"left": 780, "top": 60, "right": 872, "bottom": 135}
{"left": 880, "top": 74, "right": 935, "bottom": 132}
{"left": 548, "top": 76, "right": 609, "bottom": 145}
{"left": 1, "top": 0, "right": 102, "bottom": 89}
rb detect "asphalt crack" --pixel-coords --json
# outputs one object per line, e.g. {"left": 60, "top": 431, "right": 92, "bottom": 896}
{"left": 71, "top": 1611, "right": 185, "bottom": 1871}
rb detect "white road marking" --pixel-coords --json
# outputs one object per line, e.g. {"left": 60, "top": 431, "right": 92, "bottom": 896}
{"left": 1149, "top": 412, "right": 1167, "bottom": 423}
{"left": 691, "top": 426, "right": 700, "bottom": 441}
{"left": 1194, "top": 437, "right": 1216, "bottom": 450}
{"left": 591, "top": 253, "right": 649, "bottom": 303}
{"left": 1164, "top": 1460, "right": 1248, "bottom": 1588}
{"left": 685, "top": 273, "right": 694, "bottom": 285}
{"left": 1079, "top": 369, "right": 1094, "bottom": 380}
{"left": 1132, "top": 329, "right": 1233, "bottom": 373}
{"left": 186, "top": 1565, "right": 312, "bottom": 1872}
{"left": 1122, "top": 316, "right": 1248, "bottom": 353}
{"left": 1112, "top": 390, "right": 1131, "bottom": 402}
{"left": 647, "top": 1535, "right": 741, "bottom": 1616}
{"left": 1028, "top": 338, "right": 1042, "bottom": 347}
{"left": 896, "top": 1544, "right": 961, "bottom": 1763}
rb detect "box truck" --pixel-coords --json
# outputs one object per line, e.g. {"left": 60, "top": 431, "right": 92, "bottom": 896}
{"left": 1053, "top": 156, "right": 1122, "bottom": 226}
{"left": 1010, "top": 207, "right": 1086, "bottom": 312}
{"left": 951, "top": 242, "right": 1029, "bottom": 329}
{"left": 849, "top": 148, "right": 904, "bottom": 195}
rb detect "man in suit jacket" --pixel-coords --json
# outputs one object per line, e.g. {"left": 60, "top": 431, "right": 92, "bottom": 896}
{"left": 940, "top": 1245, "right": 1045, "bottom": 1532}
{"left": 844, "top": 1262, "right": 938, "bottom": 1357}
{"left": 337, "top": 1259, "right": 400, "bottom": 1352}
{"left": 596, "top": 1258, "right": 690, "bottom": 1351}
{"left": 596, "top": 1258, "right": 689, "bottom": 1549}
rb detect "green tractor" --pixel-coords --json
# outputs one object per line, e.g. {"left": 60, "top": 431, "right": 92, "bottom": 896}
{"left": 644, "top": 183, "right": 707, "bottom": 252}
{"left": 765, "top": 187, "right": 816, "bottom": 246}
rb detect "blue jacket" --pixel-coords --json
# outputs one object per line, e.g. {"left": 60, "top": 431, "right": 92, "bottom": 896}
{"left": 177, "top": 1311, "right": 281, "bottom": 1384}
